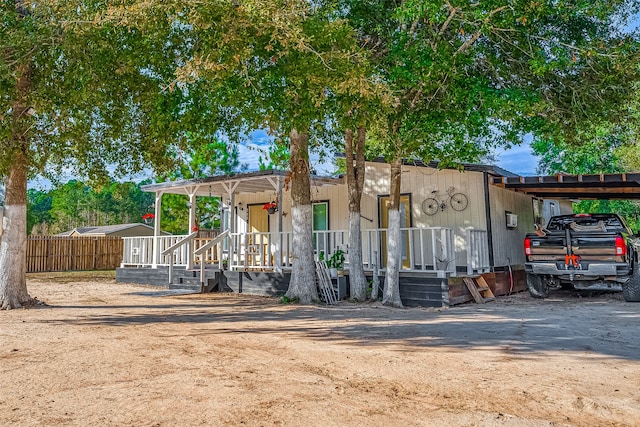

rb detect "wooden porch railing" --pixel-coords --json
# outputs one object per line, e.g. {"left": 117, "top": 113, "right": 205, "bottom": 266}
{"left": 466, "top": 229, "right": 491, "bottom": 274}
{"left": 121, "top": 227, "right": 491, "bottom": 276}
{"left": 194, "top": 230, "right": 230, "bottom": 287}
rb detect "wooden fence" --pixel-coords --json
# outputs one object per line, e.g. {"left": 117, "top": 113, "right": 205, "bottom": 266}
{"left": 26, "top": 236, "right": 123, "bottom": 273}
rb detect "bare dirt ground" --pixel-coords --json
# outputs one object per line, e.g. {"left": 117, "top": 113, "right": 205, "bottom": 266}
{"left": 1, "top": 273, "right": 639, "bottom": 427}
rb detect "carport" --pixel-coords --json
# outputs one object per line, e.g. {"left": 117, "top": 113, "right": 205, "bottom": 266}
{"left": 490, "top": 172, "right": 640, "bottom": 199}
{"left": 492, "top": 171, "right": 640, "bottom": 302}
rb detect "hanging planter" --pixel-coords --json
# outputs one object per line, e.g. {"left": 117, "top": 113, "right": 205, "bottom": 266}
{"left": 142, "top": 213, "right": 155, "bottom": 225}
{"left": 263, "top": 201, "right": 278, "bottom": 214}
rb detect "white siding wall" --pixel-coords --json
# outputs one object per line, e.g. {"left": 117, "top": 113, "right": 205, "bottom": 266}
{"left": 309, "top": 182, "right": 350, "bottom": 231}
{"left": 363, "top": 162, "right": 489, "bottom": 266}
{"left": 488, "top": 185, "right": 535, "bottom": 267}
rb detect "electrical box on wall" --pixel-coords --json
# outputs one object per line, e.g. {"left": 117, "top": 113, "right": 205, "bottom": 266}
{"left": 506, "top": 212, "right": 518, "bottom": 229}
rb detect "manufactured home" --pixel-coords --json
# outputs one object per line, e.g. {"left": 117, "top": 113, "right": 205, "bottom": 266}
{"left": 116, "top": 160, "right": 571, "bottom": 306}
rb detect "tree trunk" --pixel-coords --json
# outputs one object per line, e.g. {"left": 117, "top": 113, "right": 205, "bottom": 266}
{"left": 345, "top": 127, "right": 367, "bottom": 301}
{"left": 285, "top": 129, "right": 318, "bottom": 303}
{"left": 382, "top": 157, "right": 403, "bottom": 308}
{"left": 0, "top": 61, "right": 33, "bottom": 310}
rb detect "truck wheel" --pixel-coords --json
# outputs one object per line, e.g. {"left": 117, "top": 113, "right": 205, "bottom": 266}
{"left": 623, "top": 264, "right": 640, "bottom": 302}
{"left": 527, "top": 273, "right": 550, "bottom": 299}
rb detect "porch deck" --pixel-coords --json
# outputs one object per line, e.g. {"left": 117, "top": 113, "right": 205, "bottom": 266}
{"left": 117, "top": 226, "right": 494, "bottom": 307}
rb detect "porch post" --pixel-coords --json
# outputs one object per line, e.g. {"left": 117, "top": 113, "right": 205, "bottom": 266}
{"left": 222, "top": 181, "right": 239, "bottom": 270}
{"left": 276, "top": 178, "right": 283, "bottom": 272}
{"left": 186, "top": 191, "right": 197, "bottom": 270}
{"left": 228, "top": 192, "right": 235, "bottom": 268}
{"left": 152, "top": 191, "right": 163, "bottom": 268}
{"left": 188, "top": 192, "right": 197, "bottom": 232}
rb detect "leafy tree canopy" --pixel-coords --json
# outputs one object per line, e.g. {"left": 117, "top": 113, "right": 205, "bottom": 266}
{"left": 1, "top": 1, "right": 230, "bottom": 184}
{"left": 346, "top": 0, "right": 640, "bottom": 165}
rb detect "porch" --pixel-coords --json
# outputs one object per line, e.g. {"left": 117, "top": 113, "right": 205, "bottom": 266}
{"left": 120, "top": 227, "right": 491, "bottom": 276}
{"left": 116, "top": 225, "right": 495, "bottom": 306}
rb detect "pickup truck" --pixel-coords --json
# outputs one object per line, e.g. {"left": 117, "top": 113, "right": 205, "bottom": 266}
{"left": 524, "top": 213, "right": 640, "bottom": 302}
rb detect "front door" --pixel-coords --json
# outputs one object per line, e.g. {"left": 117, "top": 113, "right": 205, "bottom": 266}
{"left": 248, "top": 204, "right": 269, "bottom": 265}
{"left": 248, "top": 204, "right": 269, "bottom": 234}
{"left": 379, "top": 194, "right": 411, "bottom": 269}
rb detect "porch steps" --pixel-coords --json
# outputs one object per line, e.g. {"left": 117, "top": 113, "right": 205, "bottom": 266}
{"left": 168, "top": 268, "right": 225, "bottom": 293}
{"left": 463, "top": 276, "right": 495, "bottom": 304}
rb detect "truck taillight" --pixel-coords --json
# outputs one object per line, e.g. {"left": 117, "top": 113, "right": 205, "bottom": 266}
{"left": 524, "top": 237, "right": 532, "bottom": 256}
{"left": 615, "top": 236, "right": 627, "bottom": 256}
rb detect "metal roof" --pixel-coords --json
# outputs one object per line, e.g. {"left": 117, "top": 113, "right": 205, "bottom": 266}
{"left": 491, "top": 173, "right": 640, "bottom": 200}
{"left": 56, "top": 223, "right": 156, "bottom": 236}
{"left": 141, "top": 169, "right": 344, "bottom": 196}
{"left": 366, "top": 157, "right": 519, "bottom": 178}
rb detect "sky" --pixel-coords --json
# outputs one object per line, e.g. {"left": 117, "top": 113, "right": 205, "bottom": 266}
{"left": 28, "top": 132, "right": 541, "bottom": 190}
{"left": 237, "top": 130, "right": 542, "bottom": 177}
{"left": 493, "top": 140, "right": 540, "bottom": 176}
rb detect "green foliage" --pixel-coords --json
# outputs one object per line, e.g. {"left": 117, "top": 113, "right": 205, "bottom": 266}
{"left": 24, "top": 135, "right": 241, "bottom": 235}
{"left": 26, "top": 180, "right": 155, "bottom": 235}
{"left": 257, "top": 138, "right": 290, "bottom": 171}
{"left": 279, "top": 295, "right": 299, "bottom": 304}
{"left": 532, "top": 132, "right": 626, "bottom": 175}
{"left": 26, "top": 189, "right": 52, "bottom": 234}
{"left": 345, "top": 0, "right": 640, "bottom": 165}
{"left": 168, "top": 138, "right": 241, "bottom": 180}
{"left": 326, "top": 249, "right": 345, "bottom": 270}
{"left": 1, "top": 1, "right": 230, "bottom": 185}
{"left": 157, "top": 138, "right": 241, "bottom": 234}
{"left": 573, "top": 200, "right": 640, "bottom": 232}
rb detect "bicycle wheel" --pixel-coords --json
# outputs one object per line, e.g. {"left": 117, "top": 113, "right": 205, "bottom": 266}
{"left": 449, "top": 193, "right": 468, "bottom": 211}
{"left": 421, "top": 198, "right": 439, "bottom": 215}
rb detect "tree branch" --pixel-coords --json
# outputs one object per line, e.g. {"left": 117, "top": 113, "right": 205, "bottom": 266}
{"left": 455, "top": 5, "right": 510, "bottom": 56}
{"left": 440, "top": 2, "right": 458, "bottom": 35}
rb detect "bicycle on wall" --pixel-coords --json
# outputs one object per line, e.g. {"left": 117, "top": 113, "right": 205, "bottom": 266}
{"left": 421, "top": 186, "right": 469, "bottom": 216}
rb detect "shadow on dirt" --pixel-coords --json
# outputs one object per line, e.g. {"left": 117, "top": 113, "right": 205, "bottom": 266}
{"left": 43, "top": 289, "right": 640, "bottom": 361}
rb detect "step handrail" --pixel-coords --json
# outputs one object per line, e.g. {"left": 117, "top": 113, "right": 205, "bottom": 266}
{"left": 193, "top": 230, "right": 229, "bottom": 256}
{"left": 162, "top": 231, "right": 198, "bottom": 285}
{"left": 196, "top": 230, "right": 230, "bottom": 289}
{"left": 161, "top": 231, "right": 198, "bottom": 256}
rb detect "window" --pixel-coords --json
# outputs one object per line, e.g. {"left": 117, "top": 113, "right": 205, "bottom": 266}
{"left": 313, "top": 202, "right": 329, "bottom": 252}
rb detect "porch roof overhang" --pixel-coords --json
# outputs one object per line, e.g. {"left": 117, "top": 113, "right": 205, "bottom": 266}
{"left": 141, "top": 169, "right": 344, "bottom": 196}
{"left": 490, "top": 173, "right": 640, "bottom": 200}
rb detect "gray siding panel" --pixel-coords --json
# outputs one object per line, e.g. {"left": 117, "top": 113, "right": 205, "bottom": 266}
{"left": 488, "top": 185, "right": 535, "bottom": 267}
{"left": 118, "top": 267, "right": 448, "bottom": 307}
{"left": 396, "top": 274, "right": 447, "bottom": 308}
{"left": 116, "top": 266, "right": 173, "bottom": 286}
{"left": 225, "top": 271, "right": 290, "bottom": 296}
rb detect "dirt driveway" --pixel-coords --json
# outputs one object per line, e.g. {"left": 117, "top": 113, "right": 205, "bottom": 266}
{"left": 1, "top": 274, "right": 639, "bottom": 426}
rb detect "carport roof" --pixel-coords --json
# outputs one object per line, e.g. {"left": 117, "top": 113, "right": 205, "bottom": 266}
{"left": 491, "top": 173, "right": 640, "bottom": 200}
